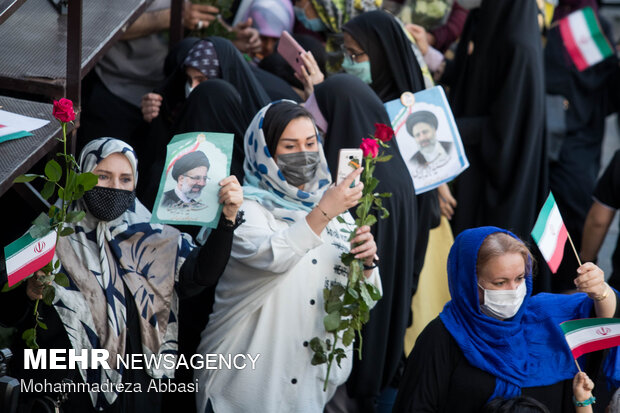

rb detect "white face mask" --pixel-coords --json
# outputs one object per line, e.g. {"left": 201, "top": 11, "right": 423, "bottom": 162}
{"left": 478, "top": 280, "right": 527, "bottom": 320}
{"left": 185, "top": 81, "right": 194, "bottom": 98}
{"left": 457, "top": 0, "right": 483, "bottom": 10}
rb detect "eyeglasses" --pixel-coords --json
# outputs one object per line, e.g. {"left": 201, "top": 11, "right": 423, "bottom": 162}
{"left": 340, "top": 44, "right": 366, "bottom": 62}
{"left": 183, "top": 174, "right": 210, "bottom": 183}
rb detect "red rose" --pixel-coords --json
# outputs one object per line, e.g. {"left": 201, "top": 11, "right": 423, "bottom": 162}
{"left": 360, "top": 138, "right": 379, "bottom": 158}
{"left": 374, "top": 123, "right": 394, "bottom": 142}
{"left": 53, "top": 98, "right": 76, "bottom": 123}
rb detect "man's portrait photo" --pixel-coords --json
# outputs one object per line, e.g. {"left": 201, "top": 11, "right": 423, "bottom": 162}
{"left": 161, "top": 150, "right": 211, "bottom": 210}
{"left": 406, "top": 110, "right": 453, "bottom": 170}
{"left": 151, "top": 132, "right": 233, "bottom": 228}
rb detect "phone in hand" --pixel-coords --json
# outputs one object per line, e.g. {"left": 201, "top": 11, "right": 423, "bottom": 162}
{"left": 277, "top": 31, "right": 306, "bottom": 76}
{"left": 336, "top": 149, "right": 363, "bottom": 186}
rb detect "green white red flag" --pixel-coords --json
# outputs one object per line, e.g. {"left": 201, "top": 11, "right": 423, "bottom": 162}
{"left": 560, "top": 318, "right": 620, "bottom": 359}
{"left": 531, "top": 192, "right": 568, "bottom": 273}
{"left": 4, "top": 230, "right": 57, "bottom": 286}
{"left": 559, "top": 7, "right": 614, "bottom": 71}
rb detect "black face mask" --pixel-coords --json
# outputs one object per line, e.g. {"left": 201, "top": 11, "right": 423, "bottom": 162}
{"left": 276, "top": 151, "right": 320, "bottom": 187}
{"left": 83, "top": 186, "right": 135, "bottom": 222}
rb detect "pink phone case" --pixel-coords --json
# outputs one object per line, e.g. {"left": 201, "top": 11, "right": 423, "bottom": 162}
{"left": 277, "top": 31, "right": 306, "bottom": 76}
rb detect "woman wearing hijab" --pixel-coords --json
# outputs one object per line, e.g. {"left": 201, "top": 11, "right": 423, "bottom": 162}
{"left": 194, "top": 101, "right": 381, "bottom": 413}
{"left": 444, "top": 0, "right": 547, "bottom": 242}
{"left": 236, "top": 0, "right": 294, "bottom": 58}
{"left": 310, "top": 74, "right": 419, "bottom": 411}
{"left": 0, "top": 138, "right": 243, "bottom": 412}
{"left": 138, "top": 37, "right": 269, "bottom": 210}
{"left": 292, "top": 0, "right": 380, "bottom": 72}
{"left": 393, "top": 226, "right": 619, "bottom": 412}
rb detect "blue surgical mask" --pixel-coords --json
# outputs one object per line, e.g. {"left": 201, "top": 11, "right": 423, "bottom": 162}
{"left": 341, "top": 57, "right": 372, "bottom": 85}
{"left": 294, "top": 6, "right": 327, "bottom": 32}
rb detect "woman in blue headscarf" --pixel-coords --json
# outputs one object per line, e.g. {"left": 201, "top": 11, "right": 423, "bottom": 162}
{"left": 194, "top": 100, "right": 381, "bottom": 413}
{"left": 393, "top": 226, "right": 618, "bottom": 412}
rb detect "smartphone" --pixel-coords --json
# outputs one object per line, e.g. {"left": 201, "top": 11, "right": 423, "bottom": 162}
{"left": 277, "top": 31, "right": 306, "bottom": 76}
{"left": 336, "top": 149, "right": 363, "bottom": 186}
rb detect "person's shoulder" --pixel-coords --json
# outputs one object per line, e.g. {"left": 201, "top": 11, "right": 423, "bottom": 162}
{"left": 416, "top": 316, "right": 452, "bottom": 346}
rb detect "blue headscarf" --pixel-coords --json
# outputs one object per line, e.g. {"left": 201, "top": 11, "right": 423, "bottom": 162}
{"left": 242, "top": 100, "right": 332, "bottom": 221}
{"left": 439, "top": 226, "right": 594, "bottom": 401}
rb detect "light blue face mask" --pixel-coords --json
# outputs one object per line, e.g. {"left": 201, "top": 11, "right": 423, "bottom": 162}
{"left": 341, "top": 57, "right": 372, "bottom": 85}
{"left": 294, "top": 6, "right": 327, "bottom": 32}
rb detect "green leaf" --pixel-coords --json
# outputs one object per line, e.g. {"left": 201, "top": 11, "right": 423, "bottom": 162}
{"left": 330, "top": 283, "right": 346, "bottom": 298}
{"left": 326, "top": 299, "right": 343, "bottom": 314}
{"left": 381, "top": 207, "right": 390, "bottom": 219}
{"left": 59, "top": 227, "right": 74, "bottom": 237}
{"left": 379, "top": 192, "right": 392, "bottom": 198}
{"left": 343, "top": 327, "right": 355, "bottom": 347}
{"left": 309, "top": 337, "right": 325, "bottom": 353}
{"left": 340, "top": 253, "right": 354, "bottom": 266}
{"left": 54, "top": 273, "right": 69, "bottom": 287}
{"left": 58, "top": 187, "right": 65, "bottom": 200}
{"left": 311, "top": 352, "right": 327, "bottom": 365}
{"left": 336, "top": 215, "right": 346, "bottom": 224}
{"left": 66, "top": 210, "right": 85, "bottom": 223}
{"left": 37, "top": 319, "right": 48, "bottom": 330}
{"left": 1, "top": 280, "right": 23, "bottom": 292}
{"left": 53, "top": 259, "right": 61, "bottom": 270}
{"left": 13, "top": 174, "right": 41, "bottom": 183}
{"left": 39, "top": 261, "right": 53, "bottom": 274}
{"left": 360, "top": 284, "right": 374, "bottom": 307}
{"left": 347, "top": 287, "right": 359, "bottom": 300}
{"left": 324, "top": 311, "right": 341, "bottom": 332}
{"left": 363, "top": 214, "right": 377, "bottom": 227}
{"left": 72, "top": 186, "right": 84, "bottom": 201}
{"left": 366, "top": 282, "right": 383, "bottom": 301}
{"left": 48, "top": 206, "right": 59, "bottom": 219}
{"left": 374, "top": 155, "right": 392, "bottom": 162}
{"left": 42, "top": 285, "right": 55, "bottom": 306}
{"left": 44, "top": 160, "right": 62, "bottom": 182}
{"left": 77, "top": 172, "right": 98, "bottom": 191}
{"left": 41, "top": 180, "right": 55, "bottom": 200}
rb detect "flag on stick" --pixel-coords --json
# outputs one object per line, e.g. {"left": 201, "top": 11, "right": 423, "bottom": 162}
{"left": 4, "top": 231, "right": 57, "bottom": 286}
{"left": 559, "top": 7, "right": 614, "bottom": 71}
{"left": 561, "top": 318, "right": 620, "bottom": 359}
{"left": 532, "top": 193, "right": 569, "bottom": 273}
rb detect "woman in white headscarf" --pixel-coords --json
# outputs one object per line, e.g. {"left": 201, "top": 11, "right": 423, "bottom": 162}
{"left": 195, "top": 101, "right": 381, "bottom": 413}
{"left": 1, "top": 138, "right": 243, "bottom": 413}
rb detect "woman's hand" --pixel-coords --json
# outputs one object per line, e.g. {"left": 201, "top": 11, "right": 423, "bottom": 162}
{"left": 438, "top": 183, "right": 457, "bottom": 220}
{"left": 218, "top": 175, "right": 243, "bottom": 222}
{"left": 26, "top": 270, "right": 48, "bottom": 301}
{"left": 318, "top": 168, "right": 364, "bottom": 218}
{"left": 232, "top": 18, "right": 262, "bottom": 55}
{"left": 141, "top": 93, "right": 163, "bottom": 122}
{"left": 294, "top": 51, "right": 324, "bottom": 101}
{"left": 406, "top": 23, "right": 429, "bottom": 55}
{"left": 572, "top": 372, "right": 594, "bottom": 404}
{"left": 182, "top": 1, "right": 218, "bottom": 31}
{"left": 574, "top": 262, "right": 607, "bottom": 299}
{"left": 350, "top": 225, "right": 377, "bottom": 266}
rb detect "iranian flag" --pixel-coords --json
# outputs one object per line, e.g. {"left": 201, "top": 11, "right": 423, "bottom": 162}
{"left": 559, "top": 7, "right": 614, "bottom": 72}
{"left": 561, "top": 318, "right": 620, "bottom": 359}
{"left": 4, "top": 230, "right": 57, "bottom": 286}
{"left": 531, "top": 193, "right": 568, "bottom": 274}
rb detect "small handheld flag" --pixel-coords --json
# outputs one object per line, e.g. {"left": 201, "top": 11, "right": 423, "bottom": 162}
{"left": 561, "top": 318, "right": 620, "bottom": 360}
{"left": 559, "top": 7, "right": 614, "bottom": 72}
{"left": 4, "top": 230, "right": 57, "bottom": 286}
{"left": 532, "top": 192, "right": 570, "bottom": 273}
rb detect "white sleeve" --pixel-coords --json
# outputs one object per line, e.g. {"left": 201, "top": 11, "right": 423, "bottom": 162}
{"left": 232, "top": 201, "right": 323, "bottom": 274}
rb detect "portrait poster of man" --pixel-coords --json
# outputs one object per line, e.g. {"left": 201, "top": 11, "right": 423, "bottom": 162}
{"left": 385, "top": 86, "right": 469, "bottom": 194}
{"left": 151, "top": 132, "right": 233, "bottom": 228}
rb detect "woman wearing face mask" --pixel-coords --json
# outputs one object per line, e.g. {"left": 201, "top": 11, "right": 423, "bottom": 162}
{"left": 0, "top": 138, "right": 243, "bottom": 413}
{"left": 292, "top": 0, "right": 380, "bottom": 72}
{"left": 393, "top": 227, "right": 620, "bottom": 413}
{"left": 194, "top": 101, "right": 381, "bottom": 413}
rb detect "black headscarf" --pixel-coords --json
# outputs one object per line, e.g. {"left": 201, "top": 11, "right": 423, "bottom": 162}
{"left": 448, "top": 0, "right": 547, "bottom": 241}
{"left": 250, "top": 65, "right": 302, "bottom": 102}
{"left": 315, "top": 74, "right": 419, "bottom": 398}
{"left": 138, "top": 37, "right": 269, "bottom": 209}
{"left": 342, "top": 10, "right": 426, "bottom": 102}
{"left": 174, "top": 79, "right": 250, "bottom": 183}
{"left": 343, "top": 9, "right": 439, "bottom": 335}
